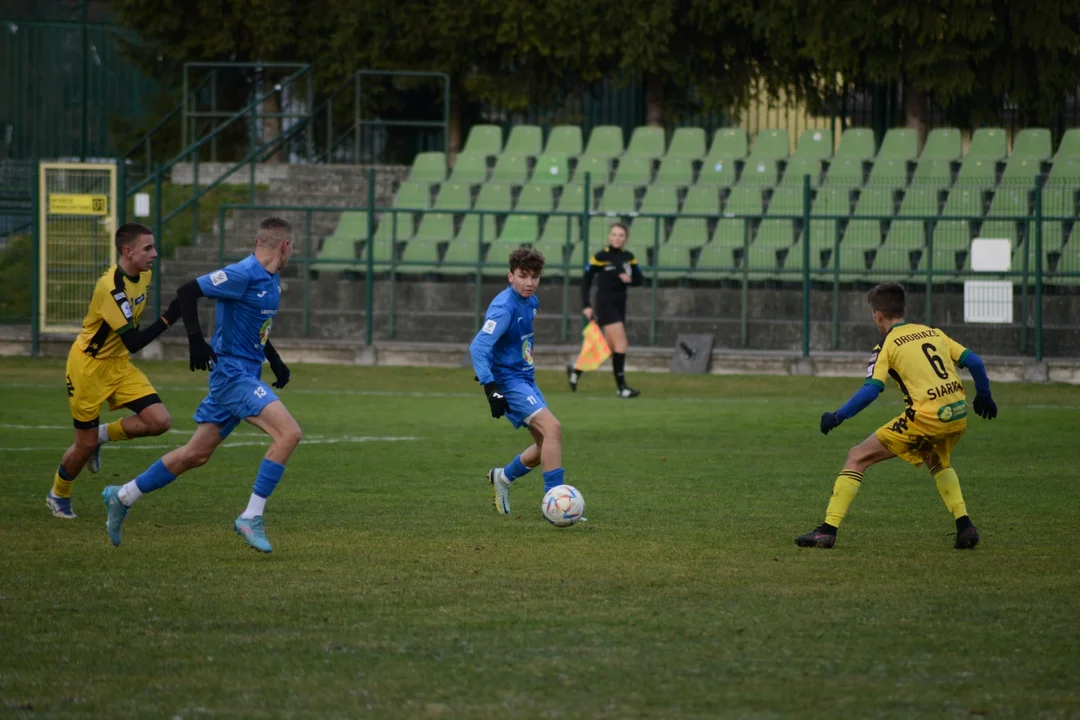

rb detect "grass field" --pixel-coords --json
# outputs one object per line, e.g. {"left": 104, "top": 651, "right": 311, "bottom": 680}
{"left": 2, "top": 357, "right": 1079, "bottom": 718}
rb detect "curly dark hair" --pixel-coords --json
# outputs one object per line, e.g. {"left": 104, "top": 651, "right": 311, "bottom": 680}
{"left": 508, "top": 246, "right": 545, "bottom": 276}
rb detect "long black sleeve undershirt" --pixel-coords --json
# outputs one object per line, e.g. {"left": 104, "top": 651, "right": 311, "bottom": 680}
{"left": 174, "top": 279, "right": 207, "bottom": 336}
{"left": 117, "top": 317, "right": 170, "bottom": 354}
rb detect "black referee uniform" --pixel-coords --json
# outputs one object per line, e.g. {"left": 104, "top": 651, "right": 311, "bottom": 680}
{"left": 576, "top": 245, "right": 645, "bottom": 397}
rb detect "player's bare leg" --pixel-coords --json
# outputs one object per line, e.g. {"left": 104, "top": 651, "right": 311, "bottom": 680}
{"left": 602, "top": 322, "right": 638, "bottom": 398}
{"left": 796, "top": 433, "right": 896, "bottom": 548}
{"left": 229, "top": 400, "right": 302, "bottom": 552}
{"left": 88, "top": 402, "right": 171, "bottom": 474}
{"left": 924, "top": 449, "right": 979, "bottom": 549}
{"left": 102, "top": 423, "right": 225, "bottom": 546}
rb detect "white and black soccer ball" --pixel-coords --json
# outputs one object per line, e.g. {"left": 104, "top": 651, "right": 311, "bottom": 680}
{"left": 541, "top": 484, "right": 585, "bottom": 527}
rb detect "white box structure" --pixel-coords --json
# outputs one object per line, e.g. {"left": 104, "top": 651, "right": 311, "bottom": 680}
{"left": 964, "top": 238, "right": 1013, "bottom": 323}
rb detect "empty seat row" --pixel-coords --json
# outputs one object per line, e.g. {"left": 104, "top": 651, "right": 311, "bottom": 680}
{"left": 455, "top": 124, "right": 1080, "bottom": 164}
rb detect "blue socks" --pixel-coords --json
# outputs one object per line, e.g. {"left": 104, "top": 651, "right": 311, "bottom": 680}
{"left": 252, "top": 458, "right": 285, "bottom": 499}
{"left": 134, "top": 459, "right": 177, "bottom": 494}
{"left": 542, "top": 468, "right": 565, "bottom": 493}
{"left": 503, "top": 454, "right": 532, "bottom": 483}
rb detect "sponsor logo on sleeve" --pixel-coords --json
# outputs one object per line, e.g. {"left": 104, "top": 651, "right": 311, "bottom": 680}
{"left": 482, "top": 319, "right": 498, "bottom": 334}
{"left": 210, "top": 270, "right": 228, "bottom": 286}
{"left": 120, "top": 301, "right": 133, "bottom": 319}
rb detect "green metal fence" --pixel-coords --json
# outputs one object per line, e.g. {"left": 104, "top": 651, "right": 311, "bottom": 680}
{"left": 210, "top": 170, "right": 1080, "bottom": 360}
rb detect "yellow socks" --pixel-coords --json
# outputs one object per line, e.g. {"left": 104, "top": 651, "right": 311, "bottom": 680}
{"left": 52, "top": 465, "right": 74, "bottom": 498}
{"left": 106, "top": 420, "right": 129, "bottom": 443}
{"left": 932, "top": 465, "right": 968, "bottom": 520}
{"left": 825, "top": 470, "right": 863, "bottom": 528}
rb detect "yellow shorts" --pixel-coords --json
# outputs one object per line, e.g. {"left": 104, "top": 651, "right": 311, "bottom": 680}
{"left": 65, "top": 350, "right": 159, "bottom": 429}
{"left": 875, "top": 414, "right": 966, "bottom": 468}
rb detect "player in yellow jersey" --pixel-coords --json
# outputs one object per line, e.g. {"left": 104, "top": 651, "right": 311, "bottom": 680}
{"left": 47, "top": 223, "right": 186, "bottom": 519}
{"left": 795, "top": 282, "right": 998, "bottom": 550}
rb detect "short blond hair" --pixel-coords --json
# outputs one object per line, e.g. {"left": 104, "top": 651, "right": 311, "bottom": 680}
{"left": 255, "top": 217, "right": 293, "bottom": 248}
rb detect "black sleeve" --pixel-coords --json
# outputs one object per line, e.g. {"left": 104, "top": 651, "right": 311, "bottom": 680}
{"left": 118, "top": 317, "right": 170, "bottom": 354}
{"left": 264, "top": 339, "right": 281, "bottom": 364}
{"left": 628, "top": 253, "right": 645, "bottom": 287}
{"left": 581, "top": 256, "right": 598, "bottom": 309}
{"left": 174, "top": 279, "right": 206, "bottom": 336}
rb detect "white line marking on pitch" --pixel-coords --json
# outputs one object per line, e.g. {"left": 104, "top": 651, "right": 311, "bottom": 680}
{"left": 0, "top": 436, "right": 420, "bottom": 452}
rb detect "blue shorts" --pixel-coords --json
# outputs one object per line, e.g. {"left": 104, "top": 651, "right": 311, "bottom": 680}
{"left": 193, "top": 370, "right": 279, "bottom": 440}
{"left": 502, "top": 381, "right": 547, "bottom": 429}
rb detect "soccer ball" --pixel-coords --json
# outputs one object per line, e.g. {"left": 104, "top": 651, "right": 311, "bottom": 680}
{"left": 541, "top": 484, "right": 585, "bottom": 527}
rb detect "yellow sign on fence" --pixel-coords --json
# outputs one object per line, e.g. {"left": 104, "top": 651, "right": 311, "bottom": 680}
{"left": 49, "top": 193, "right": 109, "bottom": 215}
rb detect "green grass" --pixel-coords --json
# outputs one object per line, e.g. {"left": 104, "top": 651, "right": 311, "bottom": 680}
{"left": 1, "top": 358, "right": 1079, "bottom": 718}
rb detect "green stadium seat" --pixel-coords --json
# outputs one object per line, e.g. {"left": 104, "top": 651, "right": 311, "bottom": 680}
{"left": 412, "top": 212, "right": 455, "bottom": 243}
{"left": 710, "top": 128, "right": 748, "bottom": 159}
{"left": 742, "top": 244, "right": 782, "bottom": 280}
{"left": 1000, "top": 156, "right": 1041, "bottom": 186}
{"left": 697, "top": 157, "right": 737, "bottom": 187}
{"left": 1048, "top": 157, "right": 1080, "bottom": 185}
{"left": 987, "top": 187, "right": 1031, "bottom": 217}
{"left": 395, "top": 181, "right": 432, "bottom": 210}
{"left": 545, "top": 125, "right": 583, "bottom": 158}
{"left": 877, "top": 129, "right": 918, "bottom": 160}
{"left": 462, "top": 124, "right": 503, "bottom": 156}
{"left": 1012, "top": 128, "right": 1052, "bottom": 160}
{"left": 454, "top": 183, "right": 507, "bottom": 247}
{"left": 682, "top": 185, "right": 721, "bottom": 215}
{"left": 656, "top": 157, "right": 694, "bottom": 186}
{"left": 967, "top": 128, "right": 1007, "bottom": 160}
{"left": 767, "top": 186, "right": 804, "bottom": 216}
{"left": 575, "top": 155, "right": 612, "bottom": 186}
{"left": 491, "top": 154, "right": 529, "bottom": 184}
{"left": 941, "top": 186, "right": 984, "bottom": 216}
{"left": 532, "top": 153, "right": 571, "bottom": 185}
{"left": 855, "top": 186, "right": 899, "bottom": 217}
{"left": 612, "top": 155, "right": 653, "bottom": 186}
{"left": 538, "top": 215, "right": 580, "bottom": 248}
{"left": 650, "top": 245, "right": 692, "bottom": 280}
{"left": 1055, "top": 128, "right": 1080, "bottom": 159}
{"left": 448, "top": 153, "right": 488, "bottom": 184}
{"left": 749, "top": 129, "right": 790, "bottom": 160}
{"left": 836, "top": 127, "right": 875, "bottom": 159}
{"left": 884, "top": 187, "right": 942, "bottom": 249}
{"left": 872, "top": 246, "right": 917, "bottom": 276}
{"left": 884, "top": 220, "right": 928, "bottom": 250}
{"left": 955, "top": 157, "right": 997, "bottom": 186}
{"left": 477, "top": 182, "right": 511, "bottom": 211}
{"left": 667, "top": 127, "right": 707, "bottom": 159}
{"left": 867, "top": 158, "right": 909, "bottom": 186}
{"left": 911, "top": 159, "right": 952, "bottom": 185}
{"left": 372, "top": 181, "right": 430, "bottom": 244}
{"left": 1041, "top": 188, "right": 1078, "bottom": 218}
{"left": 408, "top": 152, "right": 446, "bottom": 183}
{"left": 824, "top": 157, "right": 866, "bottom": 187}
{"left": 667, "top": 218, "right": 711, "bottom": 247}
{"left": 1049, "top": 241, "right": 1080, "bottom": 285}
{"left": 921, "top": 128, "right": 962, "bottom": 160}
{"left": 977, "top": 219, "right": 1021, "bottom": 246}
{"left": 898, "top": 186, "right": 944, "bottom": 216}
{"left": 441, "top": 237, "right": 484, "bottom": 275}
{"left": 556, "top": 183, "right": 590, "bottom": 213}
{"left": 713, "top": 218, "right": 750, "bottom": 250}
{"left": 434, "top": 182, "right": 472, "bottom": 211}
{"left": 725, "top": 186, "right": 764, "bottom": 215}
{"left": 599, "top": 184, "right": 636, "bottom": 214}
{"left": 399, "top": 238, "right": 441, "bottom": 272}
{"left": 739, "top": 159, "right": 779, "bottom": 187}
{"left": 640, "top": 184, "right": 679, "bottom": 215}
{"left": 822, "top": 245, "right": 871, "bottom": 281}
{"left": 781, "top": 157, "right": 821, "bottom": 188}
{"left": 503, "top": 125, "right": 542, "bottom": 156}
{"left": 756, "top": 219, "right": 797, "bottom": 247}
{"left": 516, "top": 184, "right": 553, "bottom": 213}
{"left": 782, "top": 241, "right": 810, "bottom": 277}
{"left": 695, "top": 239, "right": 739, "bottom": 278}
{"left": 630, "top": 216, "right": 665, "bottom": 246}
{"left": 312, "top": 211, "right": 368, "bottom": 272}
{"left": 793, "top": 129, "right": 833, "bottom": 160}
{"left": 930, "top": 221, "right": 973, "bottom": 255}
{"left": 809, "top": 187, "right": 852, "bottom": 248}
{"left": 498, "top": 215, "right": 538, "bottom": 245}
{"left": 627, "top": 126, "right": 666, "bottom": 158}
{"left": 583, "top": 125, "right": 624, "bottom": 158}
{"left": 918, "top": 245, "right": 964, "bottom": 279}
{"left": 844, "top": 220, "right": 885, "bottom": 249}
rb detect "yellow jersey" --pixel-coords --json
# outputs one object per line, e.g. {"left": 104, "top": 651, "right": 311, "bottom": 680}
{"left": 74, "top": 264, "right": 153, "bottom": 360}
{"left": 866, "top": 321, "right": 972, "bottom": 432}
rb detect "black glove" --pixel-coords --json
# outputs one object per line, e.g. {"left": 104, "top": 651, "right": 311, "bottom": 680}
{"left": 820, "top": 411, "right": 842, "bottom": 435}
{"left": 268, "top": 355, "right": 290, "bottom": 389}
{"left": 484, "top": 382, "right": 509, "bottom": 419}
{"left": 187, "top": 332, "right": 217, "bottom": 372}
{"left": 972, "top": 394, "right": 997, "bottom": 420}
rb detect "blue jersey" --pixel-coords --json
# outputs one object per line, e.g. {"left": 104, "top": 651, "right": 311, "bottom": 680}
{"left": 469, "top": 286, "right": 539, "bottom": 386}
{"left": 196, "top": 254, "right": 280, "bottom": 377}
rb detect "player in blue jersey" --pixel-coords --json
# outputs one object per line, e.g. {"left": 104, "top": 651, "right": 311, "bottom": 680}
{"left": 100, "top": 217, "right": 301, "bottom": 553}
{"left": 470, "top": 247, "right": 567, "bottom": 517}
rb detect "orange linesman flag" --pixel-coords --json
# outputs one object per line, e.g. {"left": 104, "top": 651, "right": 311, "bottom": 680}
{"left": 575, "top": 321, "right": 611, "bottom": 371}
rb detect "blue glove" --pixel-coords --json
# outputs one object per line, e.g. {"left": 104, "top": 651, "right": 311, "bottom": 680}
{"left": 972, "top": 394, "right": 997, "bottom": 419}
{"left": 820, "top": 411, "right": 842, "bottom": 435}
